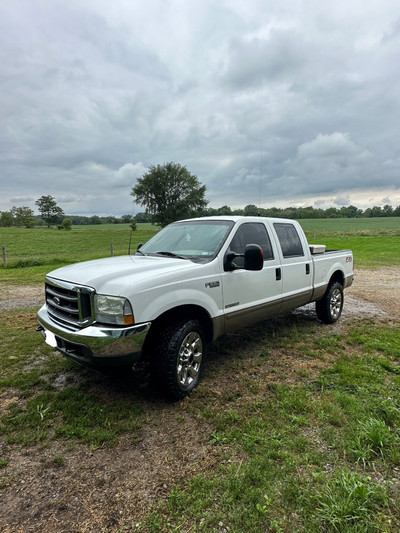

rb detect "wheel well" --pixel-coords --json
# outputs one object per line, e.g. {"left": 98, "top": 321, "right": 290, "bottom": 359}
{"left": 329, "top": 270, "right": 344, "bottom": 288}
{"left": 142, "top": 305, "right": 214, "bottom": 359}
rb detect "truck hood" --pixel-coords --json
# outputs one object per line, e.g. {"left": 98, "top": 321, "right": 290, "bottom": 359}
{"left": 47, "top": 255, "right": 200, "bottom": 295}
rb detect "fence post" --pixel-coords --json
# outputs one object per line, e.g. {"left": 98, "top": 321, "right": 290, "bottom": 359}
{"left": 2, "top": 246, "right": 7, "bottom": 268}
{"left": 110, "top": 243, "right": 114, "bottom": 257}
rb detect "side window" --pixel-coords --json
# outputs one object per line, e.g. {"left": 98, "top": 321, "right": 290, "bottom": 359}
{"left": 273, "top": 223, "right": 304, "bottom": 258}
{"left": 229, "top": 223, "right": 274, "bottom": 267}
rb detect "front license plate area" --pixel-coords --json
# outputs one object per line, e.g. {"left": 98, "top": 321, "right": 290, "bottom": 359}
{"left": 43, "top": 329, "right": 58, "bottom": 348}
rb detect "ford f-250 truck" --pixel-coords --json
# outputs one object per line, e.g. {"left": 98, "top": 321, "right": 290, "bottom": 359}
{"left": 37, "top": 216, "right": 353, "bottom": 399}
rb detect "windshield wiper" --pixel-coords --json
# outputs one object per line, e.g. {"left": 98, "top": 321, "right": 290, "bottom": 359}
{"left": 155, "top": 251, "right": 188, "bottom": 260}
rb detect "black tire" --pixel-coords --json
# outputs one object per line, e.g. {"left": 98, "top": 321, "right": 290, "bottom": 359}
{"left": 151, "top": 319, "right": 205, "bottom": 400}
{"left": 315, "top": 281, "right": 344, "bottom": 324}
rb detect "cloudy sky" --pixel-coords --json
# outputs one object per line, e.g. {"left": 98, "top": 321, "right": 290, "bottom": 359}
{"left": 1, "top": 0, "right": 399, "bottom": 216}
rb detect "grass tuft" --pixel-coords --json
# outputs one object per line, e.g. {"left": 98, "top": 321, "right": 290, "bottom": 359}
{"left": 316, "top": 470, "right": 388, "bottom": 532}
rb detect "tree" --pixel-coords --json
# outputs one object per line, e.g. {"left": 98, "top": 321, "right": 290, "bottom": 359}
{"left": 61, "top": 218, "right": 72, "bottom": 231}
{"left": 11, "top": 206, "right": 35, "bottom": 228}
{"left": 0, "top": 211, "right": 14, "bottom": 227}
{"left": 244, "top": 204, "right": 259, "bottom": 216}
{"left": 216, "top": 205, "right": 232, "bottom": 215}
{"left": 340, "top": 205, "right": 362, "bottom": 218}
{"left": 363, "top": 206, "right": 383, "bottom": 218}
{"left": 120, "top": 214, "right": 133, "bottom": 224}
{"left": 89, "top": 215, "right": 101, "bottom": 225}
{"left": 135, "top": 212, "right": 152, "bottom": 223}
{"left": 131, "top": 162, "right": 208, "bottom": 227}
{"left": 382, "top": 204, "right": 393, "bottom": 217}
{"left": 35, "top": 195, "right": 64, "bottom": 227}
{"left": 104, "top": 216, "right": 118, "bottom": 224}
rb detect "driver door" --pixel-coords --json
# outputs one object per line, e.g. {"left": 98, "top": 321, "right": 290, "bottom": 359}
{"left": 221, "top": 222, "right": 282, "bottom": 332}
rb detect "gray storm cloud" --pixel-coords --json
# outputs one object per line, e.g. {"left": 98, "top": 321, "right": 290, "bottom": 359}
{"left": 0, "top": 0, "right": 399, "bottom": 215}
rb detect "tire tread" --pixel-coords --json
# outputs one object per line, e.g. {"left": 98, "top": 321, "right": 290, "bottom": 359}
{"left": 150, "top": 319, "right": 205, "bottom": 400}
{"left": 315, "top": 281, "right": 344, "bottom": 324}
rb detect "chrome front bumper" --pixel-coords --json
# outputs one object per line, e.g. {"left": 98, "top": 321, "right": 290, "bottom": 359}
{"left": 37, "top": 305, "right": 151, "bottom": 368}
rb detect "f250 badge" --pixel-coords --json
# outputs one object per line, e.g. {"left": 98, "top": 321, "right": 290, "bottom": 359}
{"left": 205, "top": 281, "right": 220, "bottom": 288}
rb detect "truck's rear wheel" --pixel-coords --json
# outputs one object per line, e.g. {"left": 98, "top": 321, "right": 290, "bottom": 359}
{"left": 315, "top": 282, "right": 344, "bottom": 324}
{"left": 151, "top": 319, "right": 205, "bottom": 400}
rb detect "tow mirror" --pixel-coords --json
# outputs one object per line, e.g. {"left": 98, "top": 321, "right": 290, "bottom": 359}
{"left": 224, "top": 245, "right": 264, "bottom": 272}
{"left": 224, "top": 251, "right": 237, "bottom": 271}
{"left": 243, "top": 244, "right": 264, "bottom": 271}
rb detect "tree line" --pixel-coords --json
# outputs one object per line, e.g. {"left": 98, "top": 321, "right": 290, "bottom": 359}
{"left": 0, "top": 195, "right": 135, "bottom": 229}
{"left": 130, "top": 162, "right": 400, "bottom": 226}
{"left": 135, "top": 203, "right": 400, "bottom": 222}
{"left": 1, "top": 163, "right": 400, "bottom": 229}
{"left": 0, "top": 211, "right": 136, "bottom": 228}
{"left": 3, "top": 201, "right": 399, "bottom": 230}
{"left": 197, "top": 203, "right": 400, "bottom": 219}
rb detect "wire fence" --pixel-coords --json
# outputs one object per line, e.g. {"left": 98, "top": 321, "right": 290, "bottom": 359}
{"left": 1, "top": 243, "right": 118, "bottom": 268}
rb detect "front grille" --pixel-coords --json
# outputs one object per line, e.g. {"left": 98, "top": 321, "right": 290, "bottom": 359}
{"left": 45, "top": 278, "right": 95, "bottom": 328}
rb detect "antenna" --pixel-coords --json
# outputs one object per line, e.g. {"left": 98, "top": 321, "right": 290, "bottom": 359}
{"left": 128, "top": 228, "right": 132, "bottom": 255}
{"left": 128, "top": 203, "right": 136, "bottom": 255}
{"left": 258, "top": 140, "right": 263, "bottom": 215}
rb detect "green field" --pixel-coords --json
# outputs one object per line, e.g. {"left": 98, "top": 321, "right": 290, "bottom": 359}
{"left": 0, "top": 224, "right": 158, "bottom": 284}
{"left": 1, "top": 218, "right": 399, "bottom": 283}
{"left": 299, "top": 216, "right": 400, "bottom": 234}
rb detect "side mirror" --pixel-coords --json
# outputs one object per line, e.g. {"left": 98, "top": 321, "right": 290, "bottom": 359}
{"left": 137, "top": 243, "right": 143, "bottom": 251}
{"left": 244, "top": 244, "right": 264, "bottom": 271}
{"left": 224, "top": 251, "right": 237, "bottom": 272}
{"left": 224, "top": 245, "right": 264, "bottom": 272}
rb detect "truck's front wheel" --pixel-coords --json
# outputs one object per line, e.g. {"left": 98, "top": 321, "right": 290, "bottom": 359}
{"left": 316, "top": 282, "right": 344, "bottom": 324}
{"left": 151, "top": 319, "right": 205, "bottom": 400}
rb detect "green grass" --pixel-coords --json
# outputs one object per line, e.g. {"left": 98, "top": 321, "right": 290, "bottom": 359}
{"left": 0, "top": 311, "right": 144, "bottom": 447}
{"left": 308, "top": 235, "right": 399, "bottom": 268}
{"left": 315, "top": 470, "right": 388, "bottom": 533}
{"left": 140, "top": 320, "right": 400, "bottom": 532}
{"left": 0, "top": 223, "right": 156, "bottom": 264}
{"left": 1, "top": 310, "right": 399, "bottom": 530}
{"left": 299, "top": 218, "right": 400, "bottom": 268}
{"left": 0, "top": 223, "right": 159, "bottom": 283}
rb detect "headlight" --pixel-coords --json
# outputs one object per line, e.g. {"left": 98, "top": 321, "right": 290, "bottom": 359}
{"left": 94, "top": 295, "right": 134, "bottom": 326}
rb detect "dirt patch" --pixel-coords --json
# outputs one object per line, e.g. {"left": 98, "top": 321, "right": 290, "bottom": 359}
{"left": 346, "top": 266, "right": 399, "bottom": 320}
{"left": 0, "top": 267, "right": 399, "bottom": 532}
{"left": 0, "top": 408, "right": 220, "bottom": 533}
{"left": 0, "top": 283, "right": 44, "bottom": 312}
{"left": 297, "top": 267, "right": 399, "bottom": 322}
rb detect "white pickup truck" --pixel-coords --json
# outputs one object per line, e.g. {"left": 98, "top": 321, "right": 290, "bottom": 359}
{"left": 37, "top": 216, "right": 353, "bottom": 399}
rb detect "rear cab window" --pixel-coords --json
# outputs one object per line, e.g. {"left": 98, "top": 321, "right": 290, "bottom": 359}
{"left": 273, "top": 223, "right": 304, "bottom": 258}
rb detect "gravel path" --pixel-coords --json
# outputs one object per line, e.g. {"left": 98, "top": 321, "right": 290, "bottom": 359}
{"left": 0, "top": 283, "right": 44, "bottom": 311}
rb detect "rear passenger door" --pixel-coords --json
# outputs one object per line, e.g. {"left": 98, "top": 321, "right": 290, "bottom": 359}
{"left": 222, "top": 222, "right": 282, "bottom": 332}
{"left": 273, "top": 222, "right": 313, "bottom": 310}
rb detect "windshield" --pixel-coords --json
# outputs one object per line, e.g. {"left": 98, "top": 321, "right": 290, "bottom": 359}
{"left": 138, "top": 220, "right": 234, "bottom": 262}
